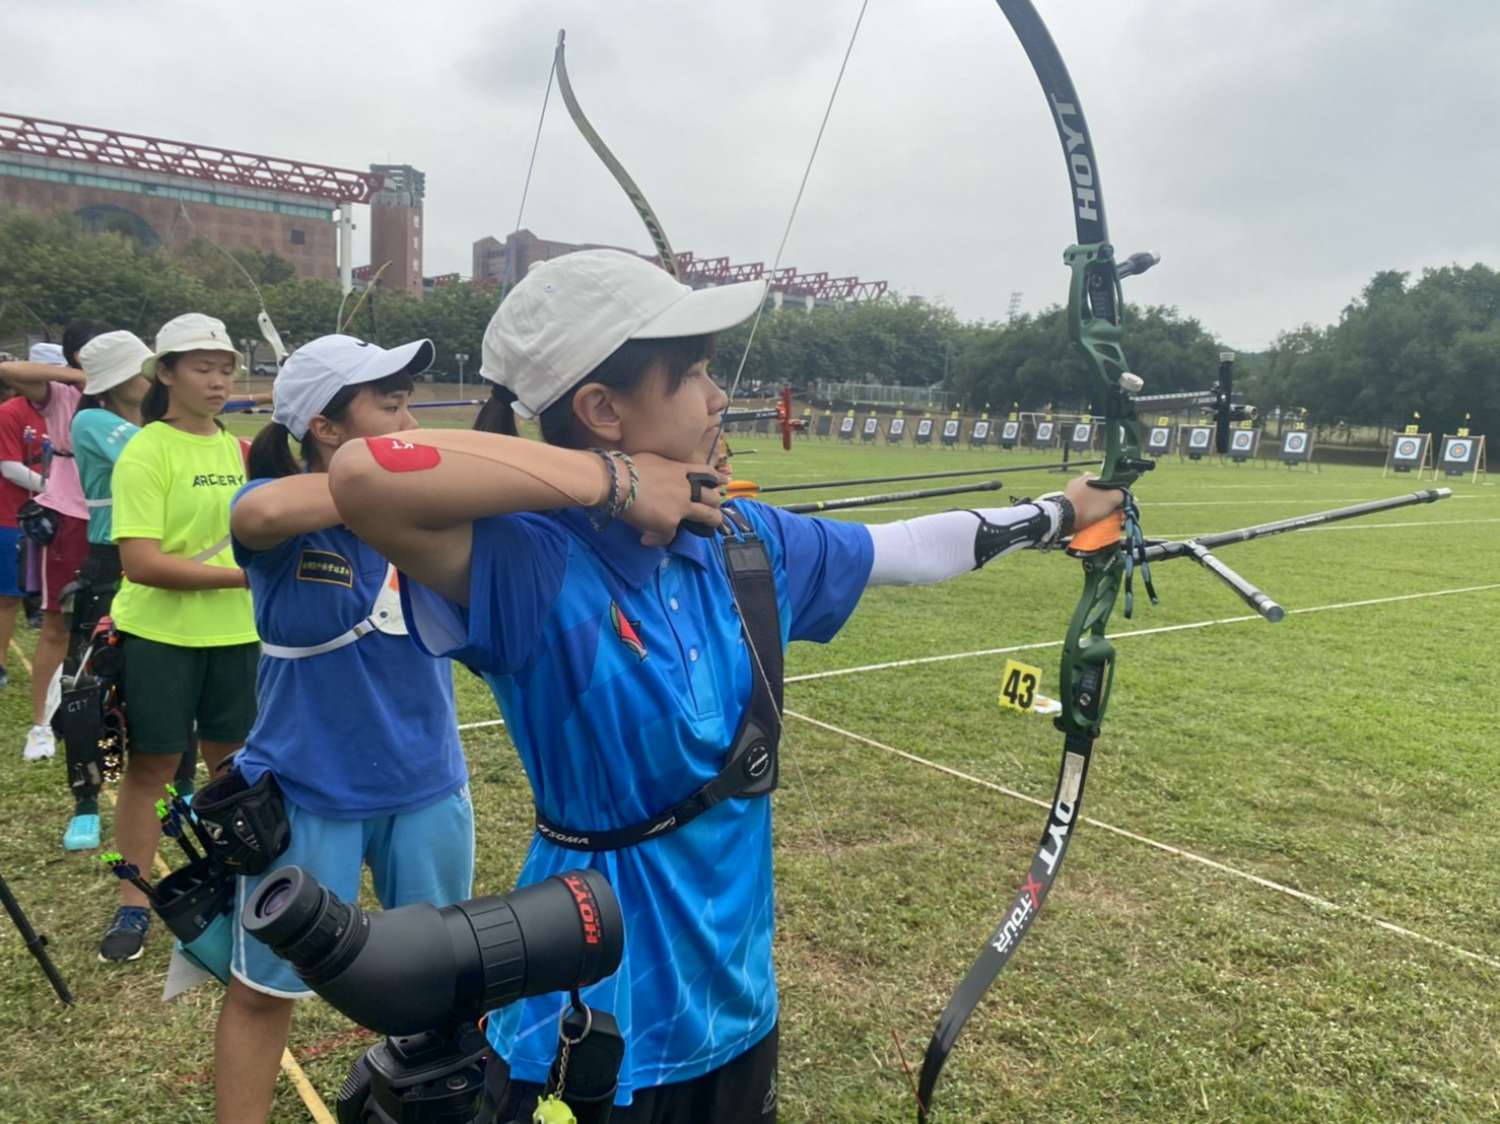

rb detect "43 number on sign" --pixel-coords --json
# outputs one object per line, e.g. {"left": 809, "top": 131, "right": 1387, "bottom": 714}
{"left": 998, "top": 659, "right": 1042, "bottom": 712}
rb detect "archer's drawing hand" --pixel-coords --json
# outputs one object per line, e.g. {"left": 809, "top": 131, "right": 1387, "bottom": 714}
{"left": 625, "top": 453, "right": 724, "bottom": 546}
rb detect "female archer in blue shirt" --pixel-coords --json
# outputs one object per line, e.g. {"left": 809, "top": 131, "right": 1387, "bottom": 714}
{"left": 329, "top": 249, "right": 1120, "bottom": 1122}
{"left": 217, "top": 335, "right": 474, "bottom": 1124}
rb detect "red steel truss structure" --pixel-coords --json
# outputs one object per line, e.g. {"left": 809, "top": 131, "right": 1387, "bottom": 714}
{"left": 0, "top": 112, "right": 382, "bottom": 203}
{"left": 675, "top": 251, "right": 886, "bottom": 302}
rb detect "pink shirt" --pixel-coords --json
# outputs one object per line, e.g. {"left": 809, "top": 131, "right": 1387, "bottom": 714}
{"left": 35, "top": 382, "right": 87, "bottom": 520}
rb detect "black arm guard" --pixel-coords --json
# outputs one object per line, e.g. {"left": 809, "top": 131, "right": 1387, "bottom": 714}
{"left": 969, "top": 502, "right": 1057, "bottom": 569}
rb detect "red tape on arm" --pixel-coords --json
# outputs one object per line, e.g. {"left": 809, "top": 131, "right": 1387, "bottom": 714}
{"left": 366, "top": 436, "right": 441, "bottom": 472}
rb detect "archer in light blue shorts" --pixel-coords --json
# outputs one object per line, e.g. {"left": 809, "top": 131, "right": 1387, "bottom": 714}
{"left": 231, "top": 785, "right": 474, "bottom": 996}
{"left": 213, "top": 335, "right": 473, "bottom": 1121}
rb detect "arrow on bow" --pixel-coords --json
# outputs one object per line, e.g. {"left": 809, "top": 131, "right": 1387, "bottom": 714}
{"left": 726, "top": 459, "right": 1104, "bottom": 498}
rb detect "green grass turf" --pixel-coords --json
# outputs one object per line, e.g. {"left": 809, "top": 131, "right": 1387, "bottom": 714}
{"left": 1, "top": 433, "right": 1496, "bottom": 1122}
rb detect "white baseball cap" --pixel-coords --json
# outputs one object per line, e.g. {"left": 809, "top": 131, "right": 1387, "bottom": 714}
{"left": 145, "top": 313, "right": 244, "bottom": 378}
{"left": 480, "top": 249, "right": 767, "bottom": 419}
{"left": 79, "top": 331, "right": 153, "bottom": 395}
{"left": 28, "top": 342, "right": 65, "bottom": 366}
{"left": 272, "top": 334, "right": 434, "bottom": 440}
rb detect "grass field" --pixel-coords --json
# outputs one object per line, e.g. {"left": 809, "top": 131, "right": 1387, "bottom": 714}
{"left": 1, "top": 433, "right": 1496, "bottom": 1123}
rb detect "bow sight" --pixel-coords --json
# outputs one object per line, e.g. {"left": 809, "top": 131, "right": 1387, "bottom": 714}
{"left": 1134, "top": 351, "right": 1258, "bottom": 455}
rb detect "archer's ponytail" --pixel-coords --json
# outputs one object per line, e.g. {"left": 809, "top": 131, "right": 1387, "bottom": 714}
{"left": 140, "top": 379, "right": 171, "bottom": 424}
{"left": 247, "top": 422, "right": 301, "bottom": 480}
{"left": 473, "top": 383, "right": 519, "bottom": 436}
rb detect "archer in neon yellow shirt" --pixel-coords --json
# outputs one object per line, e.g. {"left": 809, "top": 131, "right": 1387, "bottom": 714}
{"left": 111, "top": 420, "right": 257, "bottom": 646}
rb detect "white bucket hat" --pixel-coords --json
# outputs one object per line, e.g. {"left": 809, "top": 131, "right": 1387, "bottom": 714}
{"left": 272, "top": 334, "right": 434, "bottom": 440}
{"left": 480, "top": 249, "right": 767, "bottom": 419}
{"left": 79, "top": 331, "right": 153, "bottom": 395}
{"left": 144, "top": 313, "right": 244, "bottom": 378}
{"left": 28, "top": 342, "right": 65, "bottom": 366}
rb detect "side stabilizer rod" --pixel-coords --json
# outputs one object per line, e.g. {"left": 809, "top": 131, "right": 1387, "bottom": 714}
{"left": 1134, "top": 488, "right": 1451, "bottom": 622}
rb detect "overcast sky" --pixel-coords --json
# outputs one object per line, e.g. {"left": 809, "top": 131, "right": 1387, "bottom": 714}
{"left": 11, "top": 0, "right": 1500, "bottom": 350}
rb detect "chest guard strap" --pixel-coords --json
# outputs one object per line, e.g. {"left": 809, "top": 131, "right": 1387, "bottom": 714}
{"left": 259, "top": 563, "right": 408, "bottom": 660}
{"left": 534, "top": 508, "right": 784, "bottom": 852}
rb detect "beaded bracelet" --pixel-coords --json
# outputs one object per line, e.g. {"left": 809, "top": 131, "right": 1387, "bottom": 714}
{"left": 587, "top": 448, "right": 619, "bottom": 532}
{"left": 609, "top": 450, "right": 640, "bottom": 517}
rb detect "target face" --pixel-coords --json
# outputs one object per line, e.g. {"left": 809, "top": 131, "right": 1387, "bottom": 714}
{"left": 1188, "top": 428, "right": 1211, "bottom": 448}
{"left": 863, "top": 418, "right": 878, "bottom": 434}
{"left": 1036, "top": 422, "right": 1055, "bottom": 442}
{"left": 889, "top": 419, "right": 905, "bottom": 435}
{"left": 1444, "top": 438, "right": 1471, "bottom": 462}
{"left": 839, "top": 417, "right": 854, "bottom": 433}
{"left": 973, "top": 422, "right": 990, "bottom": 439}
{"left": 1231, "top": 431, "right": 1254, "bottom": 451}
{"left": 1394, "top": 437, "right": 1420, "bottom": 460}
{"left": 1002, "top": 421, "right": 1020, "bottom": 440}
{"left": 943, "top": 420, "right": 960, "bottom": 437}
{"left": 917, "top": 420, "right": 933, "bottom": 436}
{"left": 1284, "top": 432, "right": 1307, "bottom": 453}
{"left": 1072, "top": 424, "right": 1091, "bottom": 443}
{"left": 1147, "top": 427, "right": 1170, "bottom": 449}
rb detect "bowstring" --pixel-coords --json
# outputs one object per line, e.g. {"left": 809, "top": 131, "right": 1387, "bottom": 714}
{"left": 721, "top": 0, "right": 872, "bottom": 408}
{"left": 513, "top": 45, "right": 560, "bottom": 237}
{"left": 709, "top": 1, "right": 923, "bottom": 1098}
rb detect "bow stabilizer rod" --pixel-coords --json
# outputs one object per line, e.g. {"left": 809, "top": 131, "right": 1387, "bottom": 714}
{"left": 1134, "top": 488, "right": 1452, "bottom": 621}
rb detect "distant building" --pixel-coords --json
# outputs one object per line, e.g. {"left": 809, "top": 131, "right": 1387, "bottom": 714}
{"left": 0, "top": 111, "right": 423, "bottom": 291}
{"left": 368, "top": 164, "right": 425, "bottom": 297}
{"left": 473, "top": 229, "right": 642, "bottom": 287}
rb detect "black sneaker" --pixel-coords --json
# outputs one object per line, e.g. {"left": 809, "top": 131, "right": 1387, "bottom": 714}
{"left": 99, "top": 906, "right": 151, "bottom": 962}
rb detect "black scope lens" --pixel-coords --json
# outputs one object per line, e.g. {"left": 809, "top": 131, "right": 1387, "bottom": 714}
{"left": 243, "top": 865, "right": 623, "bottom": 1036}
{"left": 242, "top": 865, "right": 368, "bottom": 987}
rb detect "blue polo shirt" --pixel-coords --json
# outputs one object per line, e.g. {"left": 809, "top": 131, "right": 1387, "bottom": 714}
{"left": 232, "top": 479, "right": 467, "bottom": 819}
{"left": 403, "top": 499, "right": 872, "bottom": 1102}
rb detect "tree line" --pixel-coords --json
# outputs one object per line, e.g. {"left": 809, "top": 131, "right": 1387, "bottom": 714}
{"left": 1, "top": 212, "right": 1494, "bottom": 437}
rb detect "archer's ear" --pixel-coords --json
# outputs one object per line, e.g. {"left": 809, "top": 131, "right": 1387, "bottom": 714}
{"left": 570, "top": 384, "right": 623, "bottom": 445}
{"left": 304, "top": 415, "right": 345, "bottom": 459}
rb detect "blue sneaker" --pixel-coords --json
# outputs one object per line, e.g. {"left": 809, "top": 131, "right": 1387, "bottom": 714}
{"left": 63, "top": 813, "right": 100, "bottom": 851}
{"left": 0, "top": 666, "right": 8, "bottom": 687}
{"left": 99, "top": 906, "right": 151, "bottom": 962}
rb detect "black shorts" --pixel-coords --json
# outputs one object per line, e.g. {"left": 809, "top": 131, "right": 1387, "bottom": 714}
{"left": 485, "top": 1022, "right": 778, "bottom": 1124}
{"left": 120, "top": 634, "right": 258, "bottom": 753}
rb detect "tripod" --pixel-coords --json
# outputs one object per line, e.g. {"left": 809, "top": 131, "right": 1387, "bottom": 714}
{"left": 0, "top": 865, "right": 73, "bottom": 1005}
{"left": 334, "top": 1021, "right": 489, "bottom": 1124}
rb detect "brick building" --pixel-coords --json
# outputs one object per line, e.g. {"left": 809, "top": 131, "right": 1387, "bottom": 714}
{"left": 0, "top": 113, "right": 423, "bottom": 293}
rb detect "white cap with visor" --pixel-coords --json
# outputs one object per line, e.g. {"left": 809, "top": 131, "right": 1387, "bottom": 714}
{"left": 272, "top": 334, "right": 434, "bottom": 440}
{"left": 480, "top": 249, "right": 767, "bottom": 419}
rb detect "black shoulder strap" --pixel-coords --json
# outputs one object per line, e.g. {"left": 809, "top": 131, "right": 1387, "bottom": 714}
{"left": 535, "top": 512, "right": 784, "bottom": 852}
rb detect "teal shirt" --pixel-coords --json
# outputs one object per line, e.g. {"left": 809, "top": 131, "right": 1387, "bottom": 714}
{"left": 71, "top": 408, "right": 139, "bottom": 545}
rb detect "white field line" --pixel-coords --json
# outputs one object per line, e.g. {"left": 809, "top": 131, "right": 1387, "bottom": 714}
{"left": 784, "top": 710, "right": 1500, "bottom": 973}
{"left": 458, "top": 718, "right": 505, "bottom": 732}
{"left": 786, "top": 582, "right": 1500, "bottom": 684}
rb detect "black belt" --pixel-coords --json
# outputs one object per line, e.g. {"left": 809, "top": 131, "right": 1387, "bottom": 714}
{"left": 534, "top": 507, "right": 784, "bottom": 852}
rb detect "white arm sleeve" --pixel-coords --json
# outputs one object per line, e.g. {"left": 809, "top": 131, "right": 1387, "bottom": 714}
{"left": 866, "top": 501, "right": 1062, "bottom": 587}
{"left": 0, "top": 461, "right": 44, "bottom": 492}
